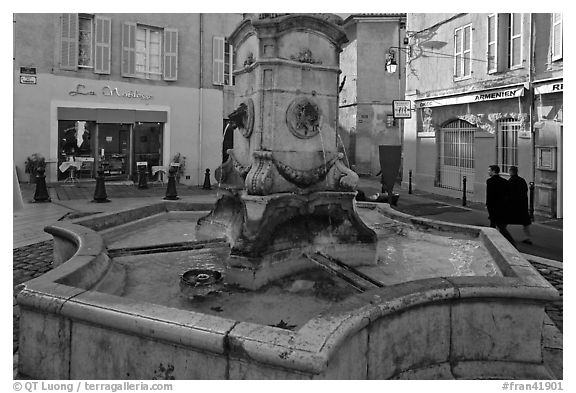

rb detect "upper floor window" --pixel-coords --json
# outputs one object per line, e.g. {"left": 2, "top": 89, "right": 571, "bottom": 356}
{"left": 78, "top": 15, "right": 94, "bottom": 68}
{"left": 213, "top": 37, "right": 234, "bottom": 86}
{"left": 454, "top": 24, "right": 472, "bottom": 80}
{"left": 60, "top": 13, "right": 111, "bottom": 74}
{"left": 508, "top": 13, "right": 523, "bottom": 68}
{"left": 487, "top": 14, "right": 497, "bottom": 73}
{"left": 485, "top": 13, "right": 524, "bottom": 73}
{"left": 552, "top": 13, "right": 562, "bottom": 61}
{"left": 121, "top": 23, "right": 178, "bottom": 81}
{"left": 136, "top": 26, "right": 162, "bottom": 80}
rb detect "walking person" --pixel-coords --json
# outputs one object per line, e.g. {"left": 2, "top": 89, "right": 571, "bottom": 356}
{"left": 507, "top": 166, "right": 533, "bottom": 244}
{"left": 486, "top": 165, "right": 516, "bottom": 247}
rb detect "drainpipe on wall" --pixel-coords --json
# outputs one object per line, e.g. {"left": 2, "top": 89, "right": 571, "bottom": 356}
{"left": 198, "top": 14, "right": 204, "bottom": 186}
{"left": 529, "top": 13, "right": 536, "bottom": 185}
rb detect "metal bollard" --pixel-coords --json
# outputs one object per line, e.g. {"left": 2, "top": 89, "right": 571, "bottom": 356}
{"left": 408, "top": 170, "right": 412, "bottom": 194}
{"left": 33, "top": 167, "right": 51, "bottom": 203}
{"left": 202, "top": 168, "right": 212, "bottom": 190}
{"left": 529, "top": 181, "right": 535, "bottom": 222}
{"left": 462, "top": 176, "right": 467, "bottom": 207}
{"left": 163, "top": 166, "right": 179, "bottom": 200}
{"left": 93, "top": 169, "right": 111, "bottom": 203}
{"left": 137, "top": 165, "right": 149, "bottom": 189}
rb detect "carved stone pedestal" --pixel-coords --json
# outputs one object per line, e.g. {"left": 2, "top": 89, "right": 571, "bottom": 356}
{"left": 197, "top": 190, "right": 376, "bottom": 289}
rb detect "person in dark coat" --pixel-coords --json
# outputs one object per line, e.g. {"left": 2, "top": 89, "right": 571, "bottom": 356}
{"left": 508, "top": 166, "right": 533, "bottom": 244}
{"left": 486, "top": 165, "right": 516, "bottom": 247}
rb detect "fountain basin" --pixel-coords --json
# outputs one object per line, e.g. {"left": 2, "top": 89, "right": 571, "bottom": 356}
{"left": 17, "top": 201, "right": 559, "bottom": 379}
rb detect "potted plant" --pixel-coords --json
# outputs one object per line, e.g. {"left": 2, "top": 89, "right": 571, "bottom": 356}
{"left": 24, "top": 153, "right": 46, "bottom": 184}
{"left": 171, "top": 152, "right": 186, "bottom": 184}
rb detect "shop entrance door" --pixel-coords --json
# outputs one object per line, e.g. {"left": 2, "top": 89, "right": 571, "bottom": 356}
{"left": 98, "top": 124, "right": 131, "bottom": 180}
{"left": 132, "top": 123, "right": 163, "bottom": 181}
{"left": 438, "top": 120, "right": 475, "bottom": 192}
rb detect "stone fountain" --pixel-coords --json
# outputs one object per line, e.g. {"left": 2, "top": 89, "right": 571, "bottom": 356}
{"left": 200, "top": 13, "right": 375, "bottom": 289}
{"left": 17, "top": 14, "right": 559, "bottom": 380}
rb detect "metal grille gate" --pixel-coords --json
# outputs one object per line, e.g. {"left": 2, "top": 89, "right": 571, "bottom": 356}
{"left": 497, "top": 118, "right": 520, "bottom": 173}
{"left": 438, "top": 120, "right": 475, "bottom": 192}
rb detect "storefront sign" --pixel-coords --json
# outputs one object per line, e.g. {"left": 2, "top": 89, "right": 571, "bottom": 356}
{"left": 69, "top": 84, "right": 153, "bottom": 100}
{"left": 20, "top": 75, "right": 37, "bottom": 84}
{"left": 416, "top": 85, "right": 525, "bottom": 108}
{"left": 393, "top": 100, "right": 412, "bottom": 119}
{"left": 534, "top": 81, "right": 563, "bottom": 95}
{"left": 102, "top": 86, "right": 153, "bottom": 100}
{"left": 20, "top": 67, "right": 36, "bottom": 75}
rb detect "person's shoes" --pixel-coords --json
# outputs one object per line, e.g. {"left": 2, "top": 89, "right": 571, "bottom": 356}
{"left": 521, "top": 239, "right": 533, "bottom": 245}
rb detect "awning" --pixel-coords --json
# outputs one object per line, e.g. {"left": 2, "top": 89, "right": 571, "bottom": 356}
{"left": 534, "top": 81, "right": 563, "bottom": 95}
{"left": 416, "top": 85, "right": 525, "bottom": 108}
{"left": 57, "top": 108, "right": 167, "bottom": 123}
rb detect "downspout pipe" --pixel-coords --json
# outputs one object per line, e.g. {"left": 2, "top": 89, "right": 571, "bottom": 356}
{"left": 198, "top": 14, "right": 204, "bottom": 186}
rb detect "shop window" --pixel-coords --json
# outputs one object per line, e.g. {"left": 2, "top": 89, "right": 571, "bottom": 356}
{"left": 213, "top": 37, "right": 235, "bottom": 86}
{"left": 122, "top": 23, "right": 178, "bottom": 80}
{"left": 60, "top": 14, "right": 111, "bottom": 74}
{"left": 552, "top": 13, "right": 562, "bottom": 61}
{"left": 58, "top": 120, "right": 96, "bottom": 180}
{"left": 496, "top": 118, "right": 520, "bottom": 173}
{"left": 454, "top": 24, "right": 472, "bottom": 80}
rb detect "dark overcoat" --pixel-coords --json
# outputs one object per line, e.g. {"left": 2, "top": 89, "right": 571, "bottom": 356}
{"left": 508, "top": 174, "right": 532, "bottom": 225}
{"left": 486, "top": 174, "right": 510, "bottom": 224}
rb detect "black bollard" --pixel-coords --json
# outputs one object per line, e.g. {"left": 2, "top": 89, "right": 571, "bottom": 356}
{"left": 93, "top": 169, "right": 110, "bottom": 203}
{"left": 408, "top": 169, "right": 412, "bottom": 194}
{"left": 164, "top": 166, "right": 179, "bottom": 200}
{"left": 202, "top": 168, "right": 212, "bottom": 190}
{"left": 462, "top": 176, "right": 467, "bottom": 207}
{"left": 33, "top": 167, "right": 51, "bottom": 203}
{"left": 137, "top": 165, "right": 149, "bottom": 189}
{"left": 529, "top": 181, "right": 535, "bottom": 222}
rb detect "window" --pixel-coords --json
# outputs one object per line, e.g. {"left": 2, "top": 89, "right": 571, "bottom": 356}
{"left": 552, "top": 13, "right": 562, "bottom": 61}
{"left": 122, "top": 23, "right": 178, "bottom": 80}
{"left": 508, "top": 14, "right": 522, "bottom": 68}
{"left": 497, "top": 119, "right": 520, "bottom": 173}
{"left": 487, "top": 14, "right": 497, "bottom": 73}
{"left": 213, "top": 36, "right": 234, "bottom": 85}
{"left": 136, "top": 26, "right": 162, "bottom": 80}
{"left": 78, "top": 16, "right": 93, "bottom": 68}
{"left": 60, "top": 14, "right": 111, "bottom": 74}
{"left": 454, "top": 24, "right": 472, "bottom": 79}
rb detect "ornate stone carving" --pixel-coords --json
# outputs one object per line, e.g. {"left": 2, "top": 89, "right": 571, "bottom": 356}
{"left": 272, "top": 155, "right": 338, "bottom": 187}
{"left": 286, "top": 97, "right": 321, "bottom": 139}
{"left": 243, "top": 52, "right": 255, "bottom": 67}
{"left": 456, "top": 112, "right": 530, "bottom": 134}
{"left": 214, "top": 149, "right": 251, "bottom": 188}
{"left": 228, "top": 98, "right": 255, "bottom": 138}
{"left": 245, "top": 151, "right": 275, "bottom": 195}
{"left": 290, "top": 48, "right": 322, "bottom": 64}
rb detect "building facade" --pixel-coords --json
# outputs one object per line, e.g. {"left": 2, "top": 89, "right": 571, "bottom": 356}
{"left": 338, "top": 14, "right": 407, "bottom": 177}
{"left": 14, "top": 13, "right": 243, "bottom": 185}
{"left": 402, "top": 13, "right": 562, "bottom": 217}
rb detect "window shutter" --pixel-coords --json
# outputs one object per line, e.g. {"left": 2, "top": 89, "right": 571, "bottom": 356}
{"left": 60, "top": 13, "right": 78, "bottom": 70}
{"left": 552, "top": 13, "right": 562, "bottom": 61}
{"left": 163, "top": 28, "right": 178, "bottom": 81}
{"left": 213, "top": 36, "right": 225, "bottom": 85}
{"left": 121, "top": 22, "right": 137, "bottom": 77}
{"left": 94, "top": 16, "right": 111, "bottom": 74}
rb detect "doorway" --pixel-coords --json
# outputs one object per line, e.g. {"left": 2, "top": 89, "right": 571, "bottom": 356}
{"left": 98, "top": 123, "right": 131, "bottom": 179}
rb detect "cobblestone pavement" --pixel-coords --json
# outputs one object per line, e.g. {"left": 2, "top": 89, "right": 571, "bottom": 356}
{"left": 12, "top": 239, "right": 564, "bottom": 354}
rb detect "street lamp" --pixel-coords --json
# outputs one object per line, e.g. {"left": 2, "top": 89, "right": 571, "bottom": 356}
{"left": 385, "top": 49, "right": 398, "bottom": 73}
